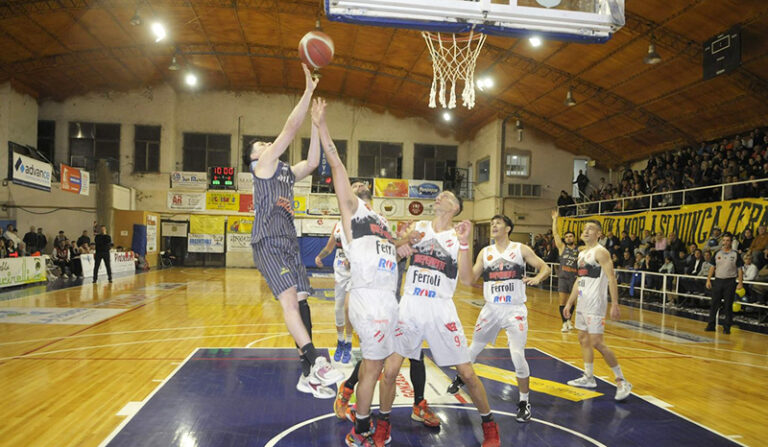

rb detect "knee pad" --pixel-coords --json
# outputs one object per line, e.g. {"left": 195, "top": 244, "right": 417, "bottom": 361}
{"left": 509, "top": 348, "right": 530, "bottom": 379}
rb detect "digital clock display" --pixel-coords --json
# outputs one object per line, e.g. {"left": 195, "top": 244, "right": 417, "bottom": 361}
{"left": 209, "top": 166, "right": 235, "bottom": 189}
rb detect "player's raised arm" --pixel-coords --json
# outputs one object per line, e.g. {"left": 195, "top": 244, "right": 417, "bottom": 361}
{"left": 551, "top": 209, "right": 565, "bottom": 253}
{"left": 293, "top": 120, "right": 321, "bottom": 181}
{"left": 456, "top": 220, "right": 483, "bottom": 285}
{"left": 312, "top": 98, "right": 357, "bottom": 218}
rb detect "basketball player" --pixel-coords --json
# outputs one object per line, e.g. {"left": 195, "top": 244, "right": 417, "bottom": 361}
{"left": 249, "top": 64, "right": 342, "bottom": 399}
{"left": 312, "top": 98, "right": 405, "bottom": 447}
{"left": 315, "top": 222, "right": 354, "bottom": 363}
{"left": 375, "top": 194, "right": 501, "bottom": 447}
{"left": 563, "top": 220, "right": 632, "bottom": 401}
{"left": 552, "top": 209, "right": 578, "bottom": 332}
{"left": 447, "top": 215, "right": 551, "bottom": 424}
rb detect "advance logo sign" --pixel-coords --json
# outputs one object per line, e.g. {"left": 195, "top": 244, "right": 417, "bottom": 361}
{"left": 12, "top": 152, "right": 52, "bottom": 191}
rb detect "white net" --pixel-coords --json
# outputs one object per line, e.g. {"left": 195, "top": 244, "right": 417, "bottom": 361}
{"left": 422, "top": 30, "right": 486, "bottom": 110}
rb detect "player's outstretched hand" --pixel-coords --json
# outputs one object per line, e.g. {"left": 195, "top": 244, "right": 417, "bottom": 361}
{"left": 455, "top": 220, "right": 472, "bottom": 245}
{"left": 302, "top": 63, "right": 319, "bottom": 91}
{"left": 523, "top": 276, "right": 541, "bottom": 286}
{"left": 407, "top": 230, "right": 423, "bottom": 245}
{"left": 551, "top": 209, "right": 559, "bottom": 220}
{"left": 311, "top": 98, "right": 326, "bottom": 126}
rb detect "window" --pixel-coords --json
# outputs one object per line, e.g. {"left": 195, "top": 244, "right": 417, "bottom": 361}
{"left": 413, "top": 144, "right": 457, "bottom": 180}
{"left": 134, "top": 125, "right": 161, "bottom": 173}
{"left": 241, "top": 135, "right": 287, "bottom": 172}
{"left": 301, "top": 138, "right": 347, "bottom": 193}
{"left": 68, "top": 122, "right": 121, "bottom": 172}
{"left": 182, "top": 133, "right": 231, "bottom": 172}
{"left": 358, "top": 141, "right": 402, "bottom": 178}
{"left": 37, "top": 120, "right": 55, "bottom": 162}
{"left": 477, "top": 157, "right": 490, "bottom": 183}
{"left": 505, "top": 150, "right": 531, "bottom": 177}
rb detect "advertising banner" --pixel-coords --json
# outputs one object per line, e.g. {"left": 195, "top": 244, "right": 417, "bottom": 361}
{"left": 406, "top": 200, "right": 436, "bottom": 217}
{"left": 294, "top": 196, "right": 308, "bottom": 216}
{"left": 374, "top": 178, "right": 409, "bottom": 198}
{"left": 374, "top": 198, "right": 405, "bottom": 219}
{"left": 170, "top": 171, "right": 207, "bottom": 190}
{"left": 0, "top": 256, "right": 47, "bottom": 289}
{"left": 558, "top": 198, "right": 768, "bottom": 246}
{"left": 239, "top": 194, "right": 254, "bottom": 213}
{"left": 81, "top": 252, "right": 136, "bottom": 279}
{"left": 228, "top": 217, "right": 253, "bottom": 234}
{"left": 167, "top": 192, "right": 206, "bottom": 211}
{"left": 188, "top": 234, "right": 225, "bottom": 253}
{"left": 227, "top": 233, "right": 252, "bottom": 252}
{"left": 408, "top": 179, "right": 442, "bottom": 199}
{"left": 11, "top": 152, "right": 52, "bottom": 191}
{"left": 189, "top": 215, "right": 227, "bottom": 235}
{"left": 302, "top": 218, "right": 338, "bottom": 235}
{"left": 61, "top": 163, "right": 89, "bottom": 195}
{"left": 238, "top": 172, "right": 253, "bottom": 191}
{"left": 206, "top": 192, "right": 239, "bottom": 211}
{"left": 161, "top": 222, "right": 188, "bottom": 237}
{"left": 146, "top": 215, "right": 157, "bottom": 253}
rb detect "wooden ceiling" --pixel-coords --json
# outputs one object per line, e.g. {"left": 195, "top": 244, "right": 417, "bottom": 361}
{"left": 1, "top": 0, "right": 767, "bottom": 167}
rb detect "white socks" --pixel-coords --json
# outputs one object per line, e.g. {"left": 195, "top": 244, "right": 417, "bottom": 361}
{"left": 584, "top": 362, "right": 594, "bottom": 378}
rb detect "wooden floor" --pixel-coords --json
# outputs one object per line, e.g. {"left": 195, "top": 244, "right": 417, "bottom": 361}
{"left": 1, "top": 267, "right": 766, "bottom": 447}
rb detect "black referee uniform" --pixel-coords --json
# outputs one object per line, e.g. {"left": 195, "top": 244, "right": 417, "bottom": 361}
{"left": 705, "top": 246, "right": 743, "bottom": 333}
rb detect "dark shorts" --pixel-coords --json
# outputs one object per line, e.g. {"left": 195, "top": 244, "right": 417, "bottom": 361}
{"left": 252, "top": 237, "right": 311, "bottom": 298}
{"left": 558, "top": 274, "right": 576, "bottom": 293}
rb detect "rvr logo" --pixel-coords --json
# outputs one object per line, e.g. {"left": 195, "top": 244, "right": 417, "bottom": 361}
{"left": 414, "top": 287, "right": 436, "bottom": 298}
{"left": 378, "top": 258, "right": 396, "bottom": 272}
{"left": 493, "top": 295, "right": 513, "bottom": 303}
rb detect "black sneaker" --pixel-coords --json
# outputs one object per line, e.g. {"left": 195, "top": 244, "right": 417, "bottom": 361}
{"left": 723, "top": 326, "right": 731, "bottom": 334}
{"left": 516, "top": 401, "right": 531, "bottom": 423}
{"left": 704, "top": 324, "right": 715, "bottom": 332}
{"left": 446, "top": 375, "right": 464, "bottom": 395}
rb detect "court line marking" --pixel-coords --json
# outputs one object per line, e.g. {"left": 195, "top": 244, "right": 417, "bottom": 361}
{"left": 539, "top": 348, "right": 747, "bottom": 447}
{"left": 97, "top": 349, "right": 198, "bottom": 447}
{"left": 263, "top": 404, "right": 608, "bottom": 447}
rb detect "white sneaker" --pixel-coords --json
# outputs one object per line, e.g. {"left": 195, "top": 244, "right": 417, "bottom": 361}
{"left": 561, "top": 322, "right": 569, "bottom": 332}
{"left": 296, "top": 373, "right": 335, "bottom": 399}
{"left": 309, "top": 356, "right": 344, "bottom": 387}
{"left": 567, "top": 320, "right": 574, "bottom": 330}
{"left": 567, "top": 374, "right": 597, "bottom": 388}
{"left": 615, "top": 380, "right": 632, "bottom": 401}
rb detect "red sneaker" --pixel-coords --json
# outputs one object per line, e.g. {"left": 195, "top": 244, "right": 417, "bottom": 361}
{"left": 411, "top": 399, "right": 440, "bottom": 427}
{"left": 334, "top": 380, "right": 354, "bottom": 419}
{"left": 372, "top": 418, "right": 391, "bottom": 446}
{"left": 481, "top": 421, "right": 500, "bottom": 447}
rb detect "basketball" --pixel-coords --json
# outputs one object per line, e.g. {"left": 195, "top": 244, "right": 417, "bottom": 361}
{"left": 298, "top": 31, "right": 334, "bottom": 69}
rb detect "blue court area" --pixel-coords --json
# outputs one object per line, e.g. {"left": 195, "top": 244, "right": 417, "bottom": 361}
{"left": 104, "top": 348, "right": 739, "bottom": 447}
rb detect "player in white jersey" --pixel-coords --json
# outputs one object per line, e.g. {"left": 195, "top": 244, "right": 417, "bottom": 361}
{"left": 563, "top": 220, "right": 632, "bottom": 401}
{"left": 375, "top": 192, "right": 501, "bottom": 447}
{"left": 315, "top": 222, "right": 354, "bottom": 363}
{"left": 448, "top": 214, "right": 550, "bottom": 423}
{"left": 312, "top": 99, "right": 412, "bottom": 447}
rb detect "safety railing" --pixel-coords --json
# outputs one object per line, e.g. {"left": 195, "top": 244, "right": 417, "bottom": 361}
{"left": 558, "top": 177, "right": 768, "bottom": 217}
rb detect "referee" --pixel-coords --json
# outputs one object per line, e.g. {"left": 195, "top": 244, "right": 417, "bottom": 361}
{"left": 705, "top": 232, "right": 743, "bottom": 334}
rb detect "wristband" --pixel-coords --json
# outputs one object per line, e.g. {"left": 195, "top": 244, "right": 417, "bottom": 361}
{"left": 459, "top": 243, "right": 469, "bottom": 250}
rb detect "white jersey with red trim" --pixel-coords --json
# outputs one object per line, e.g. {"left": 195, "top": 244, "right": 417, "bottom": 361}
{"left": 481, "top": 242, "right": 527, "bottom": 305}
{"left": 576, "top": 245, "right": 608, "bottom": 315}
{"left": 332, "top": 222, "right": 349, "bottom": 274}
{"left": 342, "top": 198, "right": 397, "bottom": 293}
{"left": 402, "top": 220, "right": 460, "bottom": 300}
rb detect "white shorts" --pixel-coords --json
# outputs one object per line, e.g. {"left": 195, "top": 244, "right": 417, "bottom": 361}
{"left": 394, "top": 295, "right": 470, "bottom": 367}
{"left": 471, "top": 303, "right": 528, "bottom": 350}
{"left": 574, "top": 311, "right": 605, "bottom": 334}
{"left": 334, "top": 259, "right": 351, "bottom": 289}
{"left": 348, "top": 288, "right": 398, "bottom": 360}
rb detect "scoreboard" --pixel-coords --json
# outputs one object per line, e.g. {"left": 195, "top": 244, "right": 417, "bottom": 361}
{"left": 209, "top": 166, "right": 235, "bottom": 189}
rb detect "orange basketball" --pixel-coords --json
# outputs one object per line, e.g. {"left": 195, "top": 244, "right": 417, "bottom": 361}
{"left": 298, "top": 31, "right": 334, "bottom": 69}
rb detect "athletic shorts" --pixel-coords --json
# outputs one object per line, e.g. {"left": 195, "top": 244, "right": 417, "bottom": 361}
{"left": 471, "top": 303, "right": 528, "bottom": 350}
{"left": 394, "top": 295, "right": 470, "bottom": 367}
{"left": 334, "top": 259, "right": 351, "bottom": 289}
{"left": 574, "top": 311, "right": 605, "bottom": 334}
{"left": 251, "top": 237, "right": 311, "bottom": 298}
{"left": 558, "top": 274, "right": 577, "bottom": 293}
{"left": 348, "top": 288, "right": 398, "bottom": 361}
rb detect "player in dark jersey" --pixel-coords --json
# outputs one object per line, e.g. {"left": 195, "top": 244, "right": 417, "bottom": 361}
{"left": 249, "top": 64, "right": 342, "bottom": 398}
{"left": 552, "top": 209, "right": 579, "bottom": 332}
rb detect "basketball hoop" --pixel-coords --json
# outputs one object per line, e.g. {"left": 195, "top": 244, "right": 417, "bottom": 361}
{"left": 422, "top": 30, "right": 486, "bottom": 110}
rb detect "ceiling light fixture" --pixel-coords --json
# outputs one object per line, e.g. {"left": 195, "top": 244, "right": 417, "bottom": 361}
{"left": 476, "top": 76, "right": 494, "bottom": 91}
{"left": 442, "top": 111, "right": 452, "bottom": 122}
{"left": 168, "top": 55, "right": 180, "bottom": 71}
{"left": 644, "top": 37, "right": 662, "bottom": 65}
{"left": 185, "top": 72, "right": 198, "bottom": 87}
{"left": 129, "top": 9, "right": 142, "bottom": 26}
{"left": 151, "top": 22, "right": 167, "bottom": 42}
{"left": 564, "top": 87, "right": 576, "bottom": 107}
{"left": 529, "top": 36, "right": 542, "bottom": 47}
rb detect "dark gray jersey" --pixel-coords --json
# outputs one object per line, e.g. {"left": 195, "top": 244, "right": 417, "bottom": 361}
{"left": 251, "top": 160, "right": 296, "bottom": 244}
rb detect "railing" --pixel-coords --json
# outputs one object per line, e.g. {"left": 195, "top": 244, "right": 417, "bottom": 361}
{"left": 535, "top": 262, "right": 768, "bottom": 319}
{"left": 558, "top": 177, "right": 768, "bottom": 217}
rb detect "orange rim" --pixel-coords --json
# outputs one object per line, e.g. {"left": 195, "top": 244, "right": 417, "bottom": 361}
{"left": 423, "top": 31, "right": 484, "bottom": 43}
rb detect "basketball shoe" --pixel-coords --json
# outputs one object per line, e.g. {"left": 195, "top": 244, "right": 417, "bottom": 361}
{"left": 334, "top": 380, "right": 353, "bottom": 419}
{"left": 310, "top": 356, "right": 344, "bottom": 386}
{"left": 411, "top": 399, "right": 440, "bottom": 427}
{"left": 345, "top": 428, "right": 375, "bottom": 447}
{"left": 334, "top": 340, "right": 345, "bottom": 362}
{"left": 372, "top": 418, "right": 391, "bottom": 446}
{"left": 567, "top": 374, "right": 597, "bottom": 388}
{"left": 516, "top": 401, "right": 531, "bottom": 422}
{"left": 446, "top": 375, "right": 464, "bottom": 395}
{"left": 296, "top": 373, "right": 334, "bottom": 399}
{"left": 342, "top": 341, "right": 353, "bottom": 363}
{"left": 615, "top": 379, "right": 632, "bottom": 401}
{"left": 481, "top": 421, "right": 501, "bottom": 447}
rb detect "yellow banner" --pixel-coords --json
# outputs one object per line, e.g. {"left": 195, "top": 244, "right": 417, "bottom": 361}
{"left": 228, "top": 217, "right": 253, "bottom": 234}
{"left": 206, "top": 191, "right": 240, "bottom": 211}
{"left": 559, "top": 198, "right": 768, "bottom": 245}
{"left": 374, "top": 178, "right": 409, "bottom": 198}
{"left": 293, "top": 196, "right": 307, "bottom": 216}
{"left": 190, "top": 215, "right": 227, "bottom": 235}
